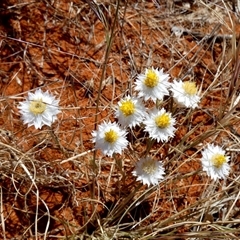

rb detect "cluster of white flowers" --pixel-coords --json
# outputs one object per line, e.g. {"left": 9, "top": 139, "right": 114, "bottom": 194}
{"left": 17, "top": 67, "right": 231, "bottom": 187}
{"left": 90, "top": 67, "right": 231, "bottom": 186}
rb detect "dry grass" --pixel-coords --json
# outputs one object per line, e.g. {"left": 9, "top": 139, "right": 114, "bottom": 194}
{"left": 0, "top": 0, "right": 240, "bottom": 239}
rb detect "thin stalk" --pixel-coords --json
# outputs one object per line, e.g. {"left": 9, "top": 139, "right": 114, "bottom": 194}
{"left": 93, "top": 0, "right": 120, "bottom": 165}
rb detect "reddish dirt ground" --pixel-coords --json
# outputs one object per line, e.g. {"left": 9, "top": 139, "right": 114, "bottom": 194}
{"left": 0, "top": 0, "right": 240, "bottom": 239}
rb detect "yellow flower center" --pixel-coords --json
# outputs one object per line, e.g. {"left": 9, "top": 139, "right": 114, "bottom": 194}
{"left": 182, "top": 81, "right": 197, "bottom": 96}
{"left": 142, "top": 158, "right": 157, "bottom": 174}
{"left": 155, "top": 113, "right": 171, "bottom": 128}
{"left": 120, "top": 100, "right": 135, "bottom": 116}
{"left": 104, "top": 129, "right": 118, "bottom": 143}
{"left": 29, "top": 99, "right": 46, "bottom": 115}
{"left": 144, "top": 69, "right": 159, "bottom": 88}
{"left": 211, "top": 154, "right": 226, "bottom": 168}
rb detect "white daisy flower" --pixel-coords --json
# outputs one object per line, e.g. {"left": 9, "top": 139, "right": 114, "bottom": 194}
{"left": 201, "top": 144, "right": 230, "bottom": 180}
{"left": 18, "top": 89, "right": 60, "bottom": 129}
{"left": 114, "top": 95, "right": 146, "bottom": 128}
{"left": 170, "top": 79, "right": 200, "bottom": 108}
{"left": 134, "top": 67, "right": 170, "bottom": 101}
{"left": 132, "top": 157, "right": 165, "bottom": 187}
{"left": 91, "top": 121, "right": 128, "bottom": 157}
{"left": 143, "top": 108, "right": 176, "bottom": 142}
